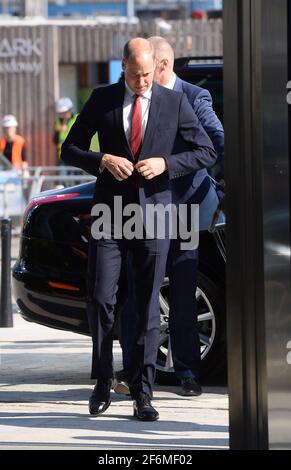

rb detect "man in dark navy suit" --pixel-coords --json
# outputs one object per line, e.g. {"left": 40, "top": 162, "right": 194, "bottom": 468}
{"left": 115, "top": 37, "right": 225, "bottom": 398}
{"left": 61, "top": 38, "right": 216, "bottom": 421}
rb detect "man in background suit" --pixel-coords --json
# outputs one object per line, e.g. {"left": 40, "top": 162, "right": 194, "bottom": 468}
{"left": 115, "top": 37, "right": 224, "bottom": 398}
{"left": 150, "top": 37, "right": 225, "bottom": 395}
{"left": 61, "top": 38, "right": 216, "bottom": 421}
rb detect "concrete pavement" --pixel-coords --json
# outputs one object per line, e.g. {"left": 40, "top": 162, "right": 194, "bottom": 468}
{"left": 0, "top": 314, "right": 229, "bottom": 450}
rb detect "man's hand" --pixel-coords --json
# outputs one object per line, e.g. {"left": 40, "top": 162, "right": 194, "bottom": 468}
{"left": 135, "top": 157, "right": 167, "bottom": 180}
{"left": 100, "top": 154, "right": 134, "bottom": 181}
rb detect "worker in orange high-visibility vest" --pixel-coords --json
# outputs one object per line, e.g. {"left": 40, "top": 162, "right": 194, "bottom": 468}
{"left": 0, "top": 115, "right": 28, "bottom": 170}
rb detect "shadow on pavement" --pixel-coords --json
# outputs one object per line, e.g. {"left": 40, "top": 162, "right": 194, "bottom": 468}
{"left": 0, "top": 410, "right": 229, "bottom": 449}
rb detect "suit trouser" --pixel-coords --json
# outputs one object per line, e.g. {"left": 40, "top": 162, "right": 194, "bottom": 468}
{"left": 119, "top": 252, "right": 137, "bottom": 375}
{"left": 167, "top": 240, "right": 200, "bottom": 379}
{"left": 87, "top": 236, "right": 170, "bottom": 399}
{"left": 119, "top": 244, "right": 200, "bottom": 380}
{"left": 166, "top": 179, "right": 221, "bottom": 380}
{"left": 168, "top": 178, "right": 225, "bottom": 378}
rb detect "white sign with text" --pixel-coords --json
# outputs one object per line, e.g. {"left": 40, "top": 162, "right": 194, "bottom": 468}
{"left": 0, "top": 38, "right": 42, "bottom": 76}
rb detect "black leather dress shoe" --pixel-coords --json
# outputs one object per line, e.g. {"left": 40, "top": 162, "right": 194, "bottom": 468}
{"left": 181, "top": 377, "right": 202, "bottom": 397}
{"left": 133, "top": 393, "right": 159, "bottom": 421}
{"left": 89, "top": 379, "right": 112, "bottom": 416}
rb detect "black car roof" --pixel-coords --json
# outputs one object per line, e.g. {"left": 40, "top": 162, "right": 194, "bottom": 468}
{"left": 174, "top": 56, "right": 223, "bottom": 76}
{"left": 174, "top": 56, "right": 223, "bottom": 67}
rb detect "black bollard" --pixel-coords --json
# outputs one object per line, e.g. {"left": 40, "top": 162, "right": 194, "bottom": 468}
{"left": 0, "top": 219, "right": 13, "bottom": 327}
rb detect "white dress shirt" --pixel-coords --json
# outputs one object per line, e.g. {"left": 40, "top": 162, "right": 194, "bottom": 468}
{"left": 123, "top": 81, "right": 152, "bottom": 144}
{"left": 164, "top": 72, "right": 177, "bottom": 91}
{"left": 100, "top": 82, "right": 152, "bottom": 172}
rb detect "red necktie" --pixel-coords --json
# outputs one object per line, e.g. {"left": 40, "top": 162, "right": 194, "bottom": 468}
{"left": 130, "top": 95, "right": 142, "bottom": 161}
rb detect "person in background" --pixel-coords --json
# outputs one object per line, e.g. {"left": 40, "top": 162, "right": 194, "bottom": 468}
{"left": 53, "top": 97, "right": 77, "bottom": 161}
{"left": 0, "top": 115, "right": 28, "bottom": 170}
{"left": 150, "top": 36, "right": 224, "bottom": 397}
{"left": 53, "top": 97, "right": 78, "bottom": 185}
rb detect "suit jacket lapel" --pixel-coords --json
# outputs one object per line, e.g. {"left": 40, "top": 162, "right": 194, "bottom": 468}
{"left": 139, "top": 82, "right": 161, "bottom": 160}
{"left": 113, "top": 81, "right": 133, "bottom": 160}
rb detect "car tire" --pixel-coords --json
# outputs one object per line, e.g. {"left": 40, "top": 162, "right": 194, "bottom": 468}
{"left": 155, "top": 272, "right": 226, "bottom": 385}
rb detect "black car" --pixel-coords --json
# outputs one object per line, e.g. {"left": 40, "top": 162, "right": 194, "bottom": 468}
{"left": 12, "top": 59, "right": 226, "bottom": 384}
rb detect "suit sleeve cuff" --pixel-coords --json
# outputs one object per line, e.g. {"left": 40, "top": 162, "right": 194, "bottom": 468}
{"left": 163, "top": 155, "right": 176, "bottom": 180}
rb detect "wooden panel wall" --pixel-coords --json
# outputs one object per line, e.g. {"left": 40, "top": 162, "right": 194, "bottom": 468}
{"left": 0, "top": 24, "right": 59, "bottom": 165}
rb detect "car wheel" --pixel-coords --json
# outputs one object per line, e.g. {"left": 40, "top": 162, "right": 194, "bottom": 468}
{"left": 155, "top": 272, "right": 226, "bottom": 385}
